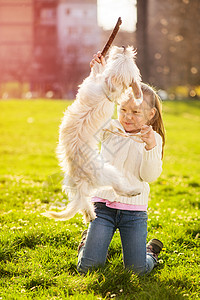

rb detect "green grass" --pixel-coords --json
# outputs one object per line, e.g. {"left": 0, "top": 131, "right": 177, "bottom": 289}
{"left": 0, "top": 99, "right": 199, "bottom": 299}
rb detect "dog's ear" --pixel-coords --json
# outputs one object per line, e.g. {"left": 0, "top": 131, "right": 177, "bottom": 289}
{"left": 131, "top": 81, "right": 143, "bottom": 105}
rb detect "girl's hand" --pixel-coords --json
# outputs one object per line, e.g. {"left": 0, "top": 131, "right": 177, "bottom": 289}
{"left": 90, "top": 51, "right": 106, "bottom": 68}
{"left": 140, "top": 125, "right": 156, "bottom": 150}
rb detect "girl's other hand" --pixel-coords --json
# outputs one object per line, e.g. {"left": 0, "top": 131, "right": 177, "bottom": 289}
{"left": 140, "top": 125, "right": 156, "bottom": 150}
{"left": 90, "top": 51, "right": 106, "bottom": 68}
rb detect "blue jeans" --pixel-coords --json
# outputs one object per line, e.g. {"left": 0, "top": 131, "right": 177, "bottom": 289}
{"left": 77, "top": 202, "right": 157, "bottom": 275}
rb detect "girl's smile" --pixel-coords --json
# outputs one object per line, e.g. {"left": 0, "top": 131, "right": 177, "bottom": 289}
{"left": 118, "top": 95, "right": 155, "bottom": 133}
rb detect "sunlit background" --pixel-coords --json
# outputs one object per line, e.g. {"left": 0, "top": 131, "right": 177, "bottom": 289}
{"left": 0, "top": 0, "right": 199, "bottom": 99}
{"left": 98, "top": 0, "right": 137, "bottom": 32}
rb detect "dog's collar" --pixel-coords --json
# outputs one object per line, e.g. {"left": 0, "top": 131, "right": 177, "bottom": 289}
{"left": 103, "top": 89, "right": 120, "bottom": 105}
{"left": 103, "top": 89, "right": 112, "bottom": 102}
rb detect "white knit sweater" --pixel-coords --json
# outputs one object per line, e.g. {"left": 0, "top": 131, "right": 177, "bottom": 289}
{"left": 93, "top": 119, "right": 163, "bottom": 207}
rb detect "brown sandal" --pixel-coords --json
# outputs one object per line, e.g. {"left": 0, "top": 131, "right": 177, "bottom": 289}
{"left": 77, "top": 230, "right": 88, "bottom": 253}
{"left": 146, "top": 238, "right": 163, "bottom": 260}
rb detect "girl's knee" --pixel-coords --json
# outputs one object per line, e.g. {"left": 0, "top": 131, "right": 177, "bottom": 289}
{"left": 126, "top": 258, "right": 156, "bottom": 276}
{"left": 126, "top": 264, "right": 147, "bottom": 276}
{"left": 77, "top": 257, "right": 104, "bottom": 274}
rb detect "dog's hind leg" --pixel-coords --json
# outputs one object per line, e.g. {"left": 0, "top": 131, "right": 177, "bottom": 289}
{"left": 42, "top": 180, "right": 96, "bottom": 224}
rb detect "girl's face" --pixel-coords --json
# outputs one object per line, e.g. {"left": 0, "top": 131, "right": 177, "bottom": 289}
{"left": 118, "top": 94, "right": 155, "bottom": 133}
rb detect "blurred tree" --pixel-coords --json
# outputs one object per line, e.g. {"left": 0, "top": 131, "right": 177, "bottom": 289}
{"left": 136, "top": 0, "right": 200, "bottom": 92}
{"left": 136, "top": 0, "right": 149, "bottom": 82}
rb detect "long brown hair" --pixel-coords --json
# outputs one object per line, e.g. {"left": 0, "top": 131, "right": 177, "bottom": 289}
{"left": 141, "top": 83, "right": 165, "bottom": 158}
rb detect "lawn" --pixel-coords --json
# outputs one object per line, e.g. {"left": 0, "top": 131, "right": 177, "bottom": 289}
{"left": 0, "top": 99, "right": 199, "bottom": 299}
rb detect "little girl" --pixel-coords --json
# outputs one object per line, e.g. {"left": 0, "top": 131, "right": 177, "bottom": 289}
{"left": 77, "top": 52, "right": 165, "bottom": 276}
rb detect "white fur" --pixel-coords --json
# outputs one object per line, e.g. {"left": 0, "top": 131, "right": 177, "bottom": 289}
{"left": 43, "top": 46, "right": 143, "bottom": 223}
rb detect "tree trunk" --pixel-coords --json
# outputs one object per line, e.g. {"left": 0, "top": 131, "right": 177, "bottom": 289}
{"left": 136, "top": 0, "right": 149, "bottom": 82}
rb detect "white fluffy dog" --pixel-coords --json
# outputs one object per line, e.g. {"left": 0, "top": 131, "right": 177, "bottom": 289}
{"left": 44, "top": 46, "right": 143, "bottom": 223}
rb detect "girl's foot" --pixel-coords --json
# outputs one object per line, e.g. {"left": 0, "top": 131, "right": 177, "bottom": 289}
{"left": 146, "top": 238, "right": 163, "bottom": 260}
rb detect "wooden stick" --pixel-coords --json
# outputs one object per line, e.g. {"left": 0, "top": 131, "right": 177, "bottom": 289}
{"left": 101, "top": 17, "right": 122, "bottom": 57}
{"left": 103, "top": 128, "right": 144, "bottom": 143}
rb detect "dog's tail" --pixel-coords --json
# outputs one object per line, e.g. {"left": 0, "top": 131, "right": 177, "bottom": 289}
{"left": 42, "top": 184, "right": 96, "bottom": 224}
{"left": 41, "top": 202, "right": 79, "bottom": 221}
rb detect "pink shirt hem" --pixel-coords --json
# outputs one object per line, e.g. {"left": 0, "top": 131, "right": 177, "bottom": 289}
{"left": 92, "top": 197, "right": 147, "bottom": 211}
